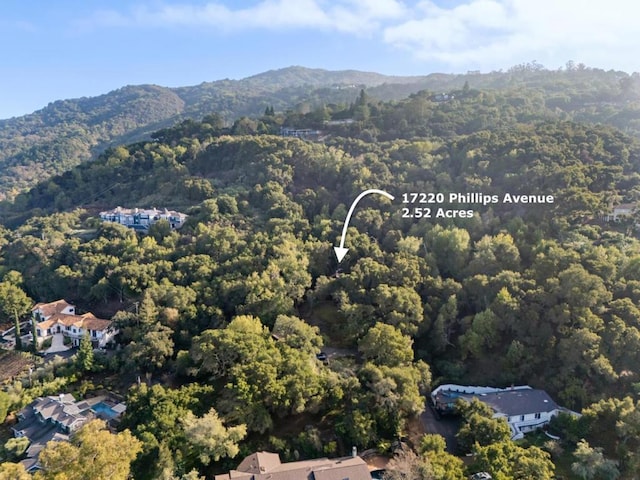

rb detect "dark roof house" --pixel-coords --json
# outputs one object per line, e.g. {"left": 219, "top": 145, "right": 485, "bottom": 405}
{"left": 431, "top": 384, "right": 578, "bottom": 440}
{"left": 477, "top": 388, "right": 559, "bottom": 417}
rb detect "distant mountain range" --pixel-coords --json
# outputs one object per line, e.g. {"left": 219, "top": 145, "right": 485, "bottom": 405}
{"left": 0, "top": 64, "right": 639, "bottom": 200}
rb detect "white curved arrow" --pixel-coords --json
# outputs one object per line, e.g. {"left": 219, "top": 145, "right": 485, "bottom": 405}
{"left": 334, "top": 189, "right": 395, "bottom": 263}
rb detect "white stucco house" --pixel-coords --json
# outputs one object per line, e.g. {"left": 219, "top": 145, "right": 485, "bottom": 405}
{"left": 32, "top": 300, "right": 118, "bottom": 348}
{"left": 603, "top": 203, "right": 637, "bottom": 222}
{"left": 99, "top": 206, "right": 187, "bottom": 231}
{"left": 431, "top": 384, "right": 579, "bottom": 440}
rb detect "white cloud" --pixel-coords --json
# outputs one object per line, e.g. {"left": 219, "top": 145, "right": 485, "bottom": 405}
{"left": 78, "top": 0, "right": 640, "bottom": 71}
{"left": 384, "top": 0, "right": 640, "bottom": 70}
{"left": 82, "top": 0, "right": 409, "bottom": 36}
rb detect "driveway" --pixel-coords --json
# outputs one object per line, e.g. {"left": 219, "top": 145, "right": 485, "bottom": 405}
{"left": 43, "top": 347, "right": 77, "bottom": 363}
{"left": 45, "top": 334, "right": 70, "bottom": 354}
{"left": 419, "top": 402, "right": 461, "bottom": 454}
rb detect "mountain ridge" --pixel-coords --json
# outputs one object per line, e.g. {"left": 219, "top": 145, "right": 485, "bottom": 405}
{"left": 1, "top": 64, "right": 639, "bottom": 201}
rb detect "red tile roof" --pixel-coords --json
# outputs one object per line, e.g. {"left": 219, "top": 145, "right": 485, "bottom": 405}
{"left": 32, "top": 300, "right": 73, "bottom": 318}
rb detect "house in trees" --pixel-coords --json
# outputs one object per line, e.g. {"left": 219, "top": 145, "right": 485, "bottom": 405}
{"left": 214, "top": 451, "right": 371, "bottom": 480}
{"left": 603, "top": 202, "right": 637, "bottom": 222}
{"left": 99, "top": 206, "right": 187, "bottom": 231}
{"left": 280, "top": 127, "right": 323, "bottom": 140}
{"left": 12, "top": 393, "right": 126, "bottom": 472}
{"left": 32, "top": 300, "right": 118, "bottom": 348}
{"left": 431, "top": 384, "right": 578, "bottom": 440}
{"left": 324, "top": 118, "right": 355, "bottom": 126}
{"left": 431, "top": 92, "right": 455, "bottom": 102}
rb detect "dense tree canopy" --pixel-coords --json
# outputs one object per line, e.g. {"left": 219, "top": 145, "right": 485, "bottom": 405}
{"left": 1, "top": 71, "right": 640, "bottom": 478}
{"left": 35, "top": 420, "right": 142, "bottom": 480}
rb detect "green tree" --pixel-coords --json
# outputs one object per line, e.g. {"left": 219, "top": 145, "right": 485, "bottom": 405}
{"left": 148, "top": 219, "right": 172, "bottom": 243}
{"left": 425, "top": 226, "right": 470, "bottom": 279}
{"left": 336, "top": 409, "right": 378, "bottom": 449}
{"left": 429, "top": 294, "right": 458, "bottom": 353}
{"left": 182, "top": 407, "right": 247, "bottom": 465}
{"left": 0, "top": 462, "right": 31, "bottom": 479}
{"left": 272, "top": 315, "right": 323, "bottom": 354}
{"left": 419, "top": 434, "right": 447, "bottom": 455}
{"left": 192, "top": 316, "right": 327, "bottom": 433}
{"left": 459, "top": 309, "right": 500, "bottom": 359}
{"left": 419, "top": 434, "right": 465, "bottom": 480}
{"left": 457, "top": 413, "right": 512, "bottom": 452}
{"left": 372, "top": 284, "right": 424, "bottom": 336}
{"left": 359, "top": 323, "right": 413, "bottom": 367}
{"left": 359, "top": 361, "right": 431, "bottom": 437}
{"left": 126, "top": 322, "right": 174, "bottom": 373}
{"left": 35, "top": 420, "right": 142, "bottom": 480}
{"left": 571, "top": 439, "right": 620, "bottom": 480}
{"left": 0, "top": 282, "right": 32, "bottom": 351}
{"left": 0, "top": 391, "right": 11, "bottom": 423}
{"left": 472, "top": 441, "right": 555, "bottom": 480}
{"left": 76, "top": 332, "right": 94, "bottom": 372}
{"left": 456, "top": 399, "right": 511, "bottom": 453}
{"left": 466, "top": 233, "right": 520, "bottom": 277}
{"left": 179, "top": 470, "right": 205, "bottom": 480}
{"left": 155, "top": 442, "right": 177, "bottom": 480}
{"left": 4, "top": 437, "right": 30, "bottom": 461}
{"left": 121, "top": 383, "right": 214, "bottom": 479}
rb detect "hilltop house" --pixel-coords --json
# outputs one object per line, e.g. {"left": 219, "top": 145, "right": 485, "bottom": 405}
{"left": 12, "top": 393, "right": 126, "bottom": 473}
{"left": 280, "top": 127, "right": 323, "bottom": 140}
{"left": 431, "top": 384, "right": 579, "bottom": 440}
{"left": 99, "top": 206, "right": 187, "bottom": 231}
{"left": 214, "top": 451, "right": 371, "bottom": 480}
{"left": 32, "top": 300, "right": 117, "bottom": 348}
{"left": 603, "top": 202, "right": 637, "bottom": 222}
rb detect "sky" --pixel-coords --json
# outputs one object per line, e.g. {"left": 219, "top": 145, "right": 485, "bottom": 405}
{"left": 1, "top": 0, "right": 639, "bottom": 119}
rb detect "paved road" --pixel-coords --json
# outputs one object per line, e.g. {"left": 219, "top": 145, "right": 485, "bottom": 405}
{"left": 45, "top": 333, "right": 71, "bottom": 354}
{"left": 420, "top": 402, "right": 461, "bottom": 454}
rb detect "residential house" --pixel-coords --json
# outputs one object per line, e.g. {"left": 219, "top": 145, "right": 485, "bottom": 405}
{"left": 32, "top": 299, "right": 75, "bottom": 319}
{"left": 431, "top": 384, "right": 579, "bottom": 440}
{"left": 32, "top": 300, "right": 117, "bottom": 348}
{"left": 99, "top": 206, "right": 187, "bottom": 230}
{"left": 431, "top": 93, "right": 455, "bottom": 102}
{"left": 603, "top": 202, "right": 637, "bottom": 222}
{"left": 324, "top": 119, "right": 355, "bottom": 126}
{"left": 280, "top": 127, "right": 323, "bottom": 140}
{"left": 214, "top": 451, "right": 372, "bottom": 480}
{"left": 12, "top": 393, "right": 126, "bottom": 472}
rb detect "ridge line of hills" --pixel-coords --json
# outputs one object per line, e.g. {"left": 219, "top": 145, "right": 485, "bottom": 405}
{"left": 0, "top": 64, "right": 639, "bottom": 202}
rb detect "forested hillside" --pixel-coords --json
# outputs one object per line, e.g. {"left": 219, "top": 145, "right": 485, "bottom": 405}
{"left": 3, "top": 80, "right": 640, "bottom": 478}
{"left": 1, "top": 64, "right": 640, "bottom": 202}
{"left": 0, "top": 67, "right": 421, "bottom": 200}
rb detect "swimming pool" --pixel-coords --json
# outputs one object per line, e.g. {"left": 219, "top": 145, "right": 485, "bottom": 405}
{"left": 91, "top": 402, "right": 118, "bottom": 419}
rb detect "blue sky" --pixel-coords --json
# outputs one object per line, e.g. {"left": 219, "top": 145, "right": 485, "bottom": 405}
{"left": 1, "top": 0, "right": 639, "bottom": 119}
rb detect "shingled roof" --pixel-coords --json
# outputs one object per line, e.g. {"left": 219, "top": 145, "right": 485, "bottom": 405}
{"left": 474, "top": 389, "right": 560, "bottom": 417}
{"left": 215, "top": 452, "right": 371, "bottom": 480}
